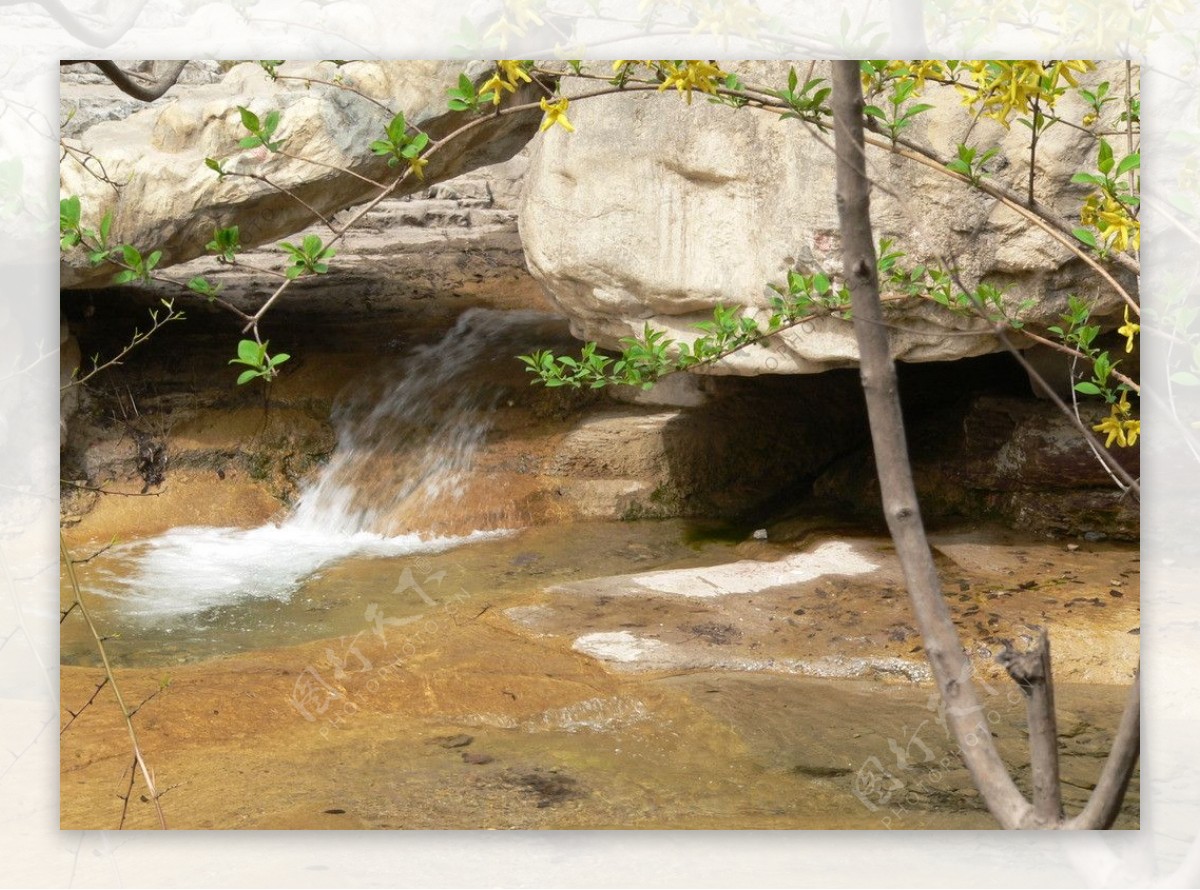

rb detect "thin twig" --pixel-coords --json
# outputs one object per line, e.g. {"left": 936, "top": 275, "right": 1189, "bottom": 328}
{"left": 60, "top": 677, "right": 109, "bottom": 735}
{"left": 60, "top": 533, "right": 167, "bottom": 829}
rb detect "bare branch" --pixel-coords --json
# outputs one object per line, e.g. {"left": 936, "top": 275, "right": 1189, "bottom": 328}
{"left": 1068, "top": 667, "right": 1141, "bottom": 829}
{"left": 998, "top": 631, "right": 1063, "bottom": 824}
{"left": 61, "top": 534, "right": 167, "bottom": 829}
{"left": 61, "top": 60, "right": 188, "bottom": 102}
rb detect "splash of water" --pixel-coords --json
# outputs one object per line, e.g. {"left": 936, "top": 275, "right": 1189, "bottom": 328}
{"left": 290, "top": 308, "right": 551, "bottom": 537}
{"left": 94, "top": 309, "right": 564, "bottom": 618}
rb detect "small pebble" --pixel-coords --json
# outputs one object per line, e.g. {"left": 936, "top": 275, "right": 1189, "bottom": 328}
{"left": 462, "top": 752, "right": 494, "bottom": 765}
{"left": 752, "top": 528, "right": 768, "bottom": 541}
{"left": 1066, "top": 543, "right": 1080, "bottom": 552}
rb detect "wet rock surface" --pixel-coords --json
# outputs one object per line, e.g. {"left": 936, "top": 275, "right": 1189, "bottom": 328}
{"left": 61, "top": 519, "right": 1136, "bottom": 829}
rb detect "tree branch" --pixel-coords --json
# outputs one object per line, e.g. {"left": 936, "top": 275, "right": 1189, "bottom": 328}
{"left": 998, "top": 631, "right": 1063, "bottom": 824}
{"left": 60, "top": 60, "right": 188, "bottom": 102}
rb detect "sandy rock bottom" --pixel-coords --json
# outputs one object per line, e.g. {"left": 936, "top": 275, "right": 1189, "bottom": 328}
{"left": 60, "top": 519, "right": 1138, "bottom": 829}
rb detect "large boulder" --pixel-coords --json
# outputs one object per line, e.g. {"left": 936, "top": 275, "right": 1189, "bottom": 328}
{"left": 61, "top": 60, "right": 545, "bottom": 289}
{"left": 520, "top": 61, "right": 1136, "bottom": 374}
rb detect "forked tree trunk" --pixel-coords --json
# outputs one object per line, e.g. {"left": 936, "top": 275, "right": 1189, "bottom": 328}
{"left": 829, "top": 60, "right": 1139, "bottom": 830}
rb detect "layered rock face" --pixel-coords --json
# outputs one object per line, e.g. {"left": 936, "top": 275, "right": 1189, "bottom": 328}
{"left": 520, "top": 61, "right": 1135, "bottom": 375}
{"left": 59, "top": 61, "right": 1138, "bottom": 540}
{"left": 60, "top": 60, "right": 544, "bottom": 289}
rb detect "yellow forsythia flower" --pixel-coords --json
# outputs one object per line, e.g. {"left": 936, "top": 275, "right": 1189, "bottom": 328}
{"left": 957, "top": 60, "right": 1094, "bottom": 129}
{"left": 658, "top": 60, "right": 727, "bottom": 104}
{"left": 497, "top": 60, "right": 532, "bottom": 86}
{"left": 539, "top": 96, "right": 574, "bottom": 132}
{"left": 1082, "top": 193, "right": 1140, "bottom": 253}
{"left": 481, "top": 73, "right": 515, "bottom": 106}
{"left": 1093, "top": 391, "right": 1139, "bottom": 447}
{"left": 1117, "top": 306, "right": 1140, "bottom": 353}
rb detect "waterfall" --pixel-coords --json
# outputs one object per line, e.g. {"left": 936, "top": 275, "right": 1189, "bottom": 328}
{"left": 94, "top": 309, "right": 564, "bottom": 619}
{"left": 289, "top": 307, "right": 549, "bottom": 537}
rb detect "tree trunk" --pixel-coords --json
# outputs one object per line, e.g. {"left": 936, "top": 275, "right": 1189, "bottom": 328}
{"left": 829, "top": 58, "right": 1141, "bottom": 830}
{"left": 830, "top": 59, "right": 1033, "bottom": 829}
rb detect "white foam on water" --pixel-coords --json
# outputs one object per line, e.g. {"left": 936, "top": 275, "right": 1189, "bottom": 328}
{"left": 86, "top": 310, "right": 565, "bottom": 622}
{"left": 95, "top": 525, "right": 508, "bottom": 620}
{"left": 628, "top": 540, "right": 877, "bottom": 597}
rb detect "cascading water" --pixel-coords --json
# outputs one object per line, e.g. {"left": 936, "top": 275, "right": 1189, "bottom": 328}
{"left": 290, "top": 308, "right": 542, "bottom": 537}
{"left": 88, "top": 309, "right": 564, "bottom": 621}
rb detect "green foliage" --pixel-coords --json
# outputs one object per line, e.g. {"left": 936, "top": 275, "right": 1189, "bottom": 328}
{"left": 447, "top": 72, "right": 492, "bottom": 112}
{"left": 237, "top": 105, "right": 284, "bottom": 152}
{"left": 59, "top": 195, "right": 82, "bottom": 249}
{"left": 1077, "top": 81, "right": 1117, "bottom": 124}
{"left": 369, "top": 111, "right": 431, "bottom": 173}
{"left": 876, "top": 239, "right": 1035, "bottom": 327}
{"left": 767, "top": 268, "right": 850, "bottom": 328}
{"left": 229, "top": 338, "right": 290, "bottom": 385}
{"left": 186, "top": 276, "right": 221, "bottom": 300}
{"left": 862, "top": 71, "right": 933, "bottom": 143}
{"left": 60, "top": 196, "right": 114, "bottom": 265}
{"left": 1072, "top": 138, "right": 1140, "bottom": 254}
{"left": 112, "top": 244, "right": 162, "bottom": 285}
{"left": 258, "top": 60, "right": 284, "bottom": 79}
{"left": 279, "top": 234, "right": 336, "bottom": 279}
{"left": 708, "top": 72, "right": 749, "bottom": 109}
{"left": 768, "top": 67, "right": 832, "bottom": 125}
{"left": 206, "top": 226, "right": 241, "bottom": 262}
{"left": 1046, "top": 295, "right": 1124, "bottom": 401}
{"left": 944, "top": 144, "right": 999, "bottom": 186}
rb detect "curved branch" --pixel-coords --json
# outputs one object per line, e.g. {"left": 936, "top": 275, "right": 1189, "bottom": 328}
{"left": 60, "top": 60, "right": 187, "bottom": 102}
{"left": 1067, "top": 667, "right": 1140, "bottom": 829}
{"left": 37, "top": 0, "right": 150, "bottom": 48}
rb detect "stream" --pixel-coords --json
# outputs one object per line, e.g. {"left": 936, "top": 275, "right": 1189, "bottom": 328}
{"left": 60, "top": 311, "right": 1139, "bottom": 830}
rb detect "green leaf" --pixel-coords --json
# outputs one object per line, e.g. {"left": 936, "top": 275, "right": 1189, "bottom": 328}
{"left": 236, "top": 369, "right": 261, "bottom": 385}
{"left": 60, "top": 195, "right": 81, "bottom": 229}
{"left": 1073, "top": 227, "right": 1099, "bottom": 249}
{"left": 112, "top": 269, "right": 137, "bottom": 285}
{"left": 1098, "top": 138, "right": 1114, "bottom": 174}
{"left": 238, "top": 135, "right": 264, "bottom": 149}
{"left": 269, "top": 353, "right": 290, "bottom": 367}
{"left": 902, "top": 102, "right": 934, "bottom": 119}
{"left": 263, "top": 110, "right": 281, "bottom": 136}
{"left": 237, "top": 105, "right": 261, "bottom": 133}
{"left": 187, "top": 276, "right": 215, "bottom": 295}
{"left": 237, "top": 339, "right": 263, "bottom": 366}
{"left": 1115, "top": 152, "right": 1140, "bottom": 176}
